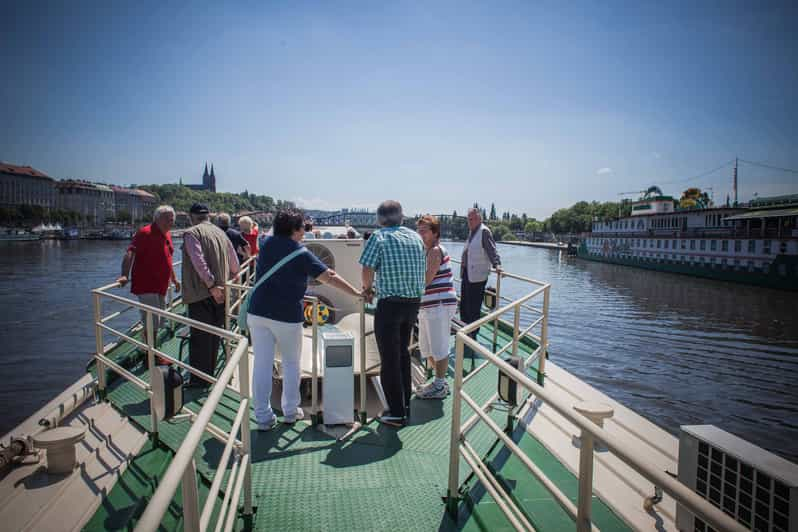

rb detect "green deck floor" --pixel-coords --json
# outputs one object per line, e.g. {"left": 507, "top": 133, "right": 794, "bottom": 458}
{"left": 89, "top": 321, "right": 631, "bottom": 531}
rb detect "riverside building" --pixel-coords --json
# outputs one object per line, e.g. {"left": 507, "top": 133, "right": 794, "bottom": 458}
{"left": 0, "top": 162, "right": 56, "bottom": 210}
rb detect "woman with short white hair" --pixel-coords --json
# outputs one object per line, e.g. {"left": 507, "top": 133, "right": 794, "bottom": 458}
{"left": 238, "top": 216, "right": 259, "bottom": 259}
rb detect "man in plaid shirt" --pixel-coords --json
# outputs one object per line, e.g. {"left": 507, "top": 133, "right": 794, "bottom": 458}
{"left": 360, "top": 200, "right": 426, "bottom": 426}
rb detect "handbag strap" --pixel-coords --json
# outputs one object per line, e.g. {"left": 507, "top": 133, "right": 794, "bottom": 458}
{"left": 248, "top": 247, "right": 308, "bottom": 298}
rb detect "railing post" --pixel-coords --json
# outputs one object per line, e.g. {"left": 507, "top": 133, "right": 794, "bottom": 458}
{"left": 237, "top": 340, "right": 253, "bottom": 515}
{"left": 492, "top": 272, "right": 502, "bottom": 351}
{"left": 538, "top": 285, "right": 550, "bottom": 386}
{"left": 446, "top": 333, "right": 466, "bottom": 517}
{"left": 181, "top": 458, "right": 201, "bottom": 532}
{"left": 511, "top": 304, "right": 520, "bottom": 359}
{"left": 359, "top": 299, "right": 367, "bottom": 424}
{"left": 311, "top": 298, "right": 319, "bottom": 425}
{"left": 576, "top": 428, "right": 595, "bottom": 532}
{"left": 224, "top": 284, "right": 231, "bottom": 358}
{"left": 93, "top": 293, "right": 107, "bottom": 400}
{"left": 146, "top": 311, "right": 159, "bottom": 439}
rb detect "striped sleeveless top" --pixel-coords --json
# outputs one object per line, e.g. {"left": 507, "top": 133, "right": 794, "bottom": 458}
{"left": 421, "top": 244, "right": 458, "bottom": 309}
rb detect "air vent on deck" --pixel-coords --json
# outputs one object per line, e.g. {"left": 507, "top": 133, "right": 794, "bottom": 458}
{"left": 305, "top": 243, "right": 336, "bottom": 286}
{"left": 677, "top": 425, "right": 797, "bottom": 532}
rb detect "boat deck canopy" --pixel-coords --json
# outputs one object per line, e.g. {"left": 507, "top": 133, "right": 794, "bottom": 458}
{"left": 725, "top": 207, "right": 798, "bottom": 220}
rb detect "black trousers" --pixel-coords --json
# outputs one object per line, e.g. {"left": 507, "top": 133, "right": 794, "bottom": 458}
{"left": 459, "top": 270, "right": 487, "bottom": 349}
{"left": 188, "top": 297, "right": 225, "bottom": 379}
{"left": 373, "top": 297, "right": 420, "bottom": 418}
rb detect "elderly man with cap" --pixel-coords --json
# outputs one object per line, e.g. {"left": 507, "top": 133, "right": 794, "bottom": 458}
{"left": 182, "top": 203, "right": 240, "bottom": 384}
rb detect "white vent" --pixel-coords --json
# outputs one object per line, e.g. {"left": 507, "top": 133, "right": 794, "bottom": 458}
{"left": 677, "top": 425, "right": 798, "bottom": 532}
{"left": 305, "top": 243, "right": 335, "bottom": 286}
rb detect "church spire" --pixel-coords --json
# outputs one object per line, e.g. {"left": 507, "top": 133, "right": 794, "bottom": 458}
{"left": 203, "top": 162, "right": 209, "bottom": 179}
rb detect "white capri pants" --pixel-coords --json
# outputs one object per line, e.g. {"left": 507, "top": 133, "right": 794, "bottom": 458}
{"left": 248, "top": 313, "right": 303, "bottom": 424}
{"left": 418, "top": 304, "right": 456, "bottom": 362}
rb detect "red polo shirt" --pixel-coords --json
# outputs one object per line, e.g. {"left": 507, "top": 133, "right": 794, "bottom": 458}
{"left": 129, "top": 223, "right": 174, "bottom": 296}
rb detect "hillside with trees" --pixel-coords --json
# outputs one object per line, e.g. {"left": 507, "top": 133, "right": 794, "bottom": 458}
{"left": 138, "top": 184, "right": 295, "bottom": 214}
{"left": 426, "top": 200, "right": 631, "bottom": 241}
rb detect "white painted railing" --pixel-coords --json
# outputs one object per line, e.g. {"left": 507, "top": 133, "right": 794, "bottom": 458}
{"left": 92, "top": 262, "right": 254, "bottom": 532}
{"left": 445, "top": 271, "right": 747, "bottom": 532}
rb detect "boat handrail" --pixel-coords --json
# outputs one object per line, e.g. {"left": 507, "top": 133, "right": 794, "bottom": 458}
{"left": 134, "top": 338, "right": 252, "bottom": 532}
{"left": 446, "top": 280, "right": 747, "bottom": 532}
{"left": 91, "top": 262, "right": 254, "bottom": 532}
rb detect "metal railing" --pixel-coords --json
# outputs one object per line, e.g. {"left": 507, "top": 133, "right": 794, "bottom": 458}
{"left": 445, "top": 278, "right": 747, "bottom": 532}
{"left": 92, "top": 262, "right": 254, "bottom": 532}
{"left": 224, "top": 258, "right": 370, "bottom": 425}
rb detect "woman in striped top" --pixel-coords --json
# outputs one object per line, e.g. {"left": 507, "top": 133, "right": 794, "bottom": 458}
{"left": 415, "top": 215, "right": 458, "bottom": 399}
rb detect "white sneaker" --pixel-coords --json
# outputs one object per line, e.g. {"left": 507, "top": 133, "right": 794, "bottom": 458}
{"left": 416, "top": 380, "right": 449, "bottom": 399}
{"left": 283, "top": 408, "right": 305, "bottom": 424}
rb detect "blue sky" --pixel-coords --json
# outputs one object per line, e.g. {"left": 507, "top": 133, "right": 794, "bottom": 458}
{"left": 2, "top": 1, "right": 797, "bottom": 219}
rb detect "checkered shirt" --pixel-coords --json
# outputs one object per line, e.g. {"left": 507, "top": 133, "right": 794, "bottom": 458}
{"left": 359, "top": 226, "right": 426, "bottom": 300}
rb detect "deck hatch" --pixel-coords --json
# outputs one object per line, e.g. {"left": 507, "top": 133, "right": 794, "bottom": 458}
{"left": 677, "top": 425, "right": 798, "bottom": 532}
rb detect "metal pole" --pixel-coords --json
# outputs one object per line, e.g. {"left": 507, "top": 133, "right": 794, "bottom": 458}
{"left": 359, "top": 299, "right": 367, "bottom": 424}
{"left": 311, "top": 299, "right": 319, "bottom": 425}
{"left": 237, "top": 346, "right": 253, "bottom": 515}
{"left": 512, "top": 304, "right": 520, "bottom": 359}
{"left": 446, "top": 334, "right": 466, "bottom": 517}
{"left": 166, "top": 285, "right": 173, "bottom": 333}
{"left": 181, "top": 458, "right": 201, "bottom": 532}
{"left": 538, "top": 285, "right": 550, "bottom": 386}
{"left": 577, "top": 429, "right": 596, "bottom": 532}
{"left": 146, "top": 311, "right": 158, "bottom": 439}
{"left": 93, "top": 293, "right": 107, "bottom": 399}
{"left": 492, "top": 272, "right": 502, "bottom": 351}
{"left": 224, "top": 284, "right": 231, "bottom": 359}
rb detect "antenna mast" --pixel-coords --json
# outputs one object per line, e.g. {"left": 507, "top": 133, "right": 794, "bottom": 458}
{"left": 733, "top": 157, "right": 738, "bottom": 205}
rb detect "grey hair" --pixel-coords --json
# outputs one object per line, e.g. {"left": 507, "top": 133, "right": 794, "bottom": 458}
{"left": 153, "top": 205, "right": 175, "bottom": 222}
{"left": 217, "top": 212, "right": 231, "bottom": 228}
{"left": 467, "top": 207, "right": 481, "bottom": 218}
{"left": 376, "top": 200, "right": 403, "bottom": 227}
{"left": 238, "top": 215, "right": 253, "bottom": 231}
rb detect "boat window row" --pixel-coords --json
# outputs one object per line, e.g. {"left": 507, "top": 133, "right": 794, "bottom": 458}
{"left": 587, "top": 238, "right": 789, "bottom": 255}
{"left": 651, "top": 217, "right": 682, "bottom": 229}
{"left": 587, "top": 249, "right": 798, "bottom": 277}
{"left": 704, "top": 213, "right": 730, "bottom": 227}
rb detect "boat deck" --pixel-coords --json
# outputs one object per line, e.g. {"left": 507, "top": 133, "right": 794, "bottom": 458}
{"left": 83, "top": 321, "right": 633, "bottom": 531}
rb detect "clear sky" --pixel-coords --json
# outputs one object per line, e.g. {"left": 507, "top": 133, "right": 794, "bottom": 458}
{"left": 2, "top": 1, "right": 797, "bottom": 219}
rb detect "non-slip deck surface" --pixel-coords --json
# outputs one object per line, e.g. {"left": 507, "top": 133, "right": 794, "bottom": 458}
{"left": 92, "top": 322, "right": 630, "bottom": 531}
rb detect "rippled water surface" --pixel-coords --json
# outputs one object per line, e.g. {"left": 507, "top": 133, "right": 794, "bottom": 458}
{"left": 445, "top": 242, "right": 798, "bottom": 463}
{"left": 1, "top": 240, "right": 797, "bottom": 463}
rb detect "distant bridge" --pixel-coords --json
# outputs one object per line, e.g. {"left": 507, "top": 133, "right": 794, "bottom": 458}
{"left": 313, "top": 209, "right": 378, "bottom": 228}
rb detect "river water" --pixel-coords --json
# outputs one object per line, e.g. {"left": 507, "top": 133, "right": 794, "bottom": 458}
{"left": 1, "top": 239, "right": 797, "bottom": 462}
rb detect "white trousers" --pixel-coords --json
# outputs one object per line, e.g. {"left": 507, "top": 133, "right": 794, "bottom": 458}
{"left": 418, "top": 304, "right": 456, "bottom": 362}
{"left": 248, "top": 313, "right": 303, "bottom": 423}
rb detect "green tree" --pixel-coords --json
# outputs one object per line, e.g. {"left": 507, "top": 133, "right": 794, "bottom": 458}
{"left": 489, "top": 203, "right": 497, "bottom": 221}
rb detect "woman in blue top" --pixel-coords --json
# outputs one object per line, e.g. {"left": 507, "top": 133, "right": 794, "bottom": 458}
{"left": 248, "top": 210, "right": 362, "bottom": 430}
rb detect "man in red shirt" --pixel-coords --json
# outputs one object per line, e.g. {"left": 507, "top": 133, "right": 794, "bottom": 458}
{"left": 117, "top": 205, "right": 180, "bottom": 345}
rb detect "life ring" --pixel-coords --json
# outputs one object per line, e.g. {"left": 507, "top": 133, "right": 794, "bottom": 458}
{"left": 303, "top": 295, "right": 335, "bottom": 326}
